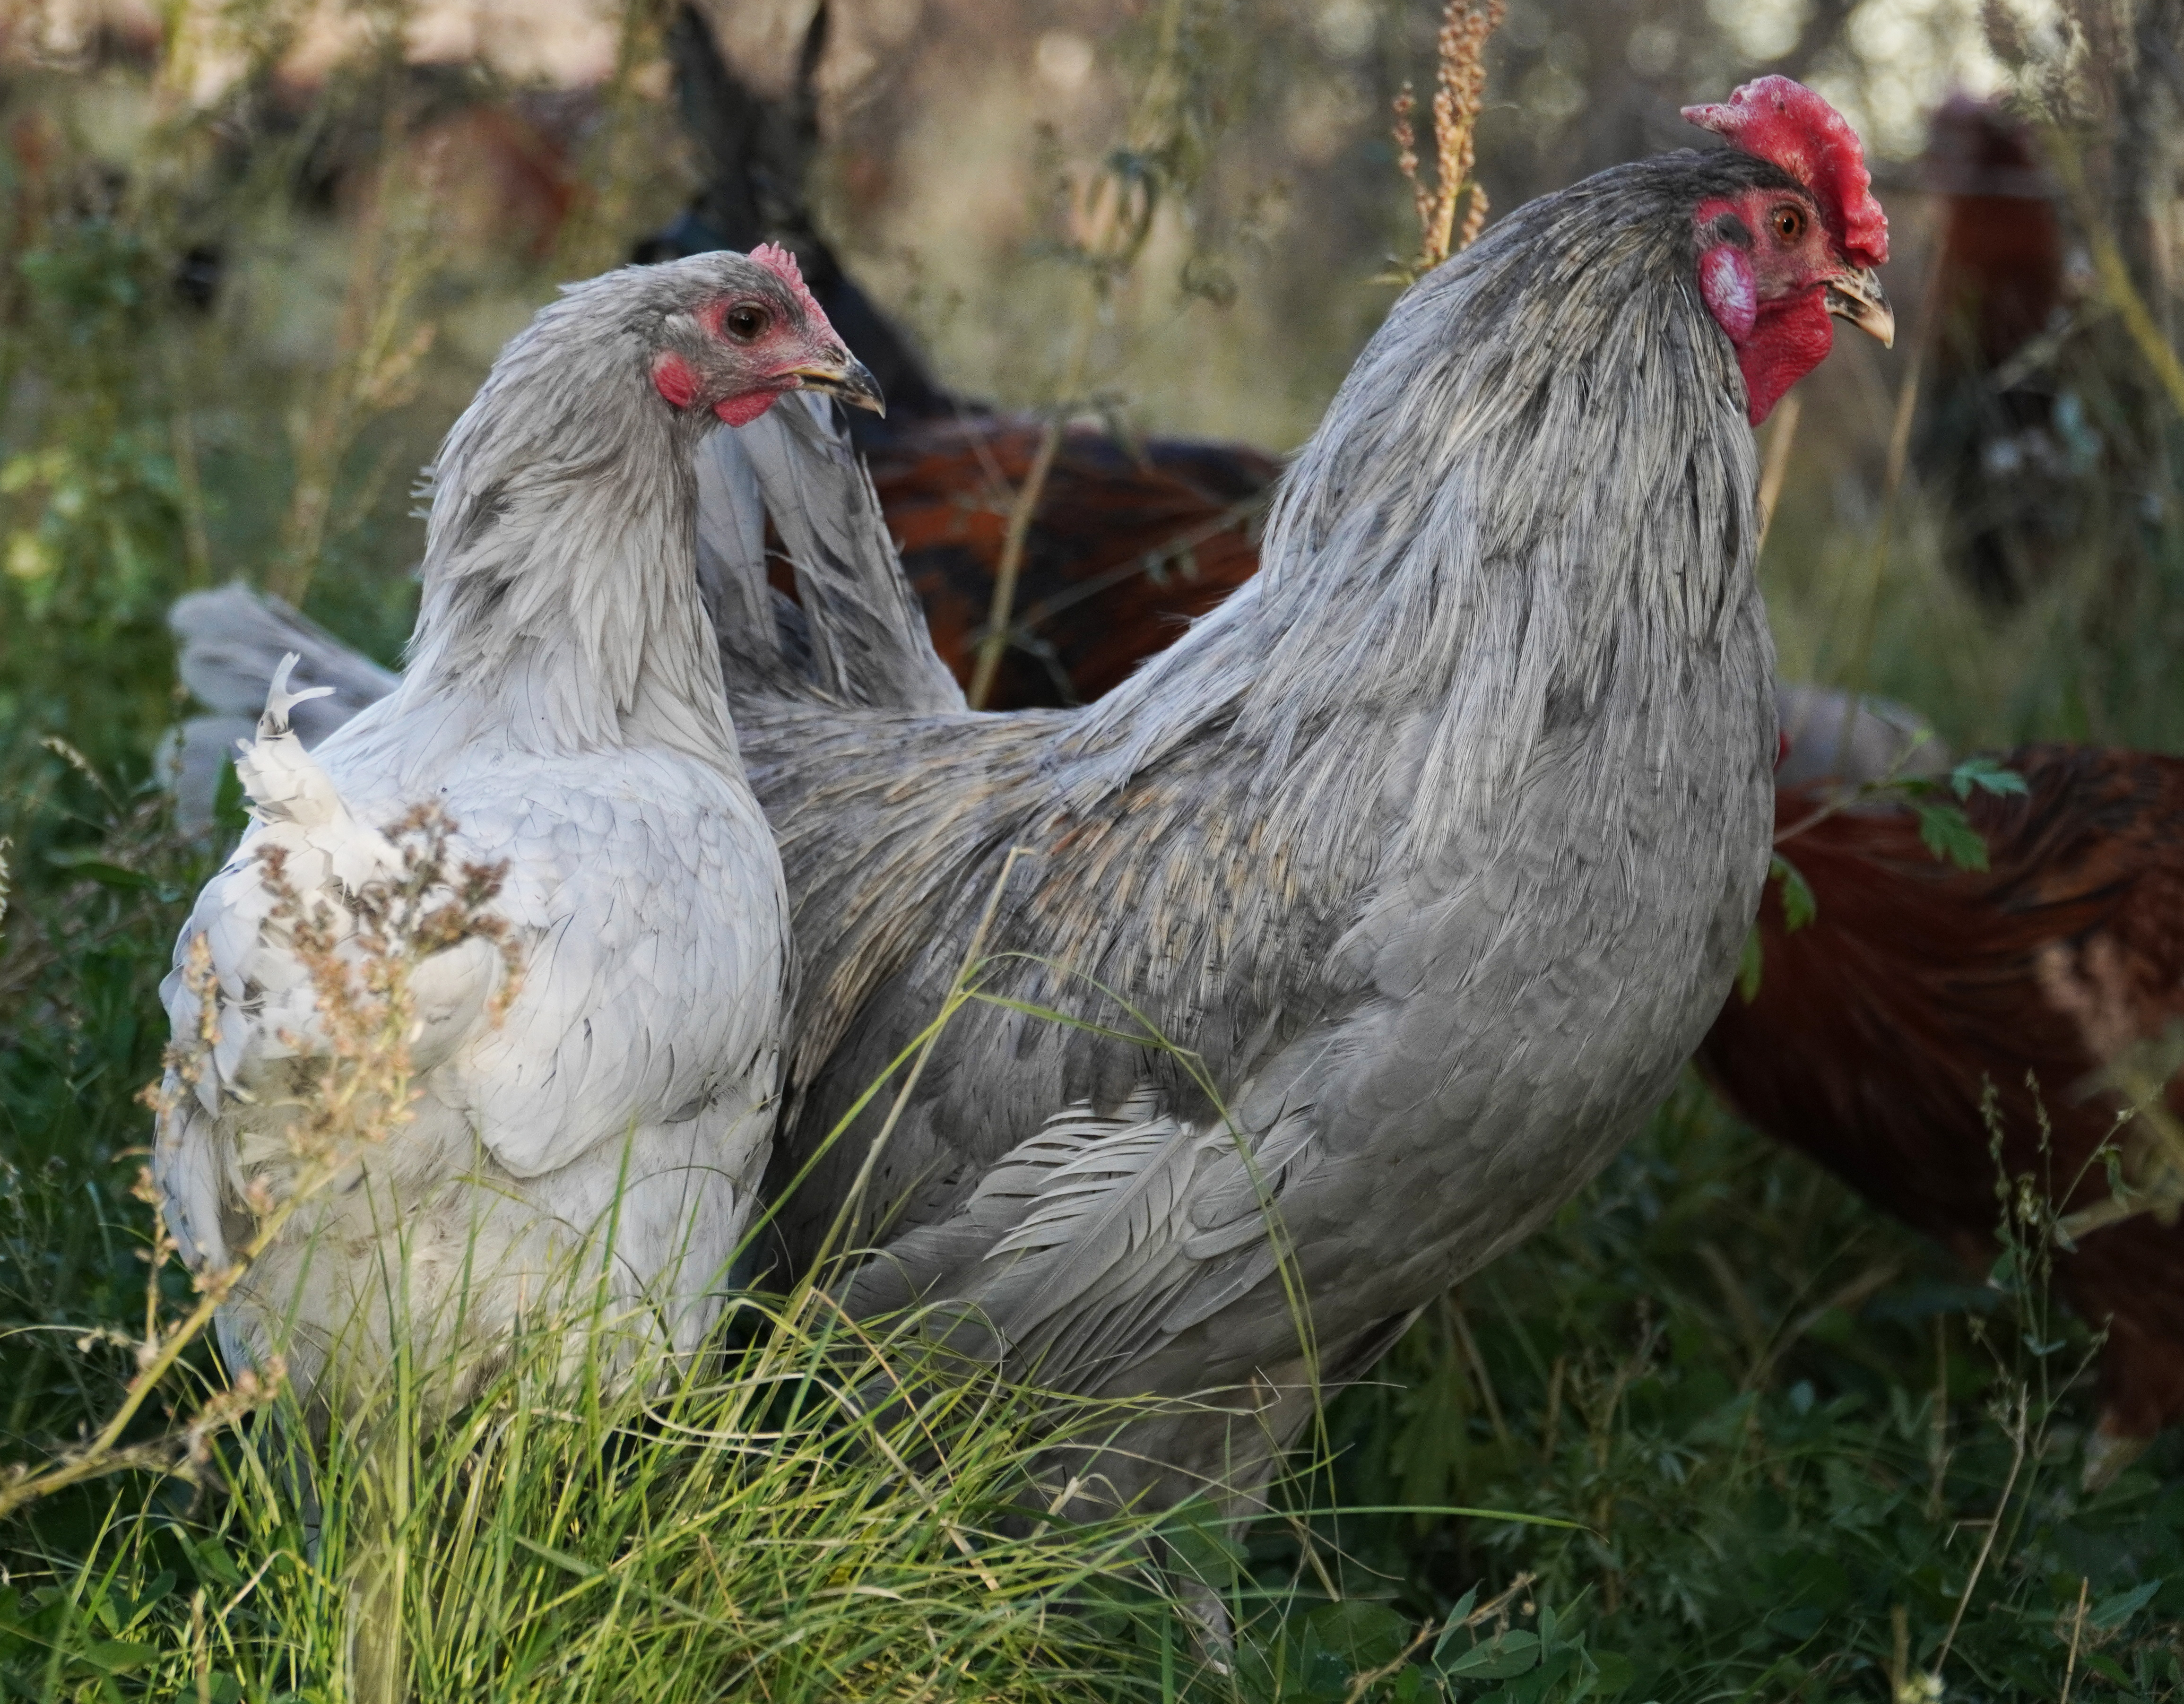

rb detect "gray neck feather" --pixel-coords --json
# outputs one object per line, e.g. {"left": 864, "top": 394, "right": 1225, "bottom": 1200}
{"left": 1058, "top": 155, "right": 1760, "bottom": 852}
{"left": 400, "top": 277, "right": 738, "bottom": 763}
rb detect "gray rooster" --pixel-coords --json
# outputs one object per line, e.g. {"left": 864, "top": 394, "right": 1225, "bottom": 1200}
{"left": 714, "top": 77, "right": 1894, "bottom": 1516}
{"left": 164, "top": 80, "right": 1893, "bottom": 1531}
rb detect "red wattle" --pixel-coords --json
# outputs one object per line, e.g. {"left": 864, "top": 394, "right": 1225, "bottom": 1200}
{"left": 714, "top": 388, "right": 784, "bottom": 427}
{"left": 1735, "top": 292, "right": 1834, "bottom": 425}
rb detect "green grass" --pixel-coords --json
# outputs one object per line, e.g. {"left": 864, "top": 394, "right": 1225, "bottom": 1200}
{"left": 1308, "top": 1087, "right": 2184, "bottom": 1701}
{"left": 6, "top": 774, "right": 2180, "bottom": 1700}
{"left": 1, "top": 1286, "right": 1213, "bottom": 1703}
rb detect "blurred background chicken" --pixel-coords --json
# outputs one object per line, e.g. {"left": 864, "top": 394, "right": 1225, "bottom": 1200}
{"left": 1908, "top": 95, "right": 2077, "bottom": 610}
{"left": 1699, "top": 699, "right": 2184, "bottom": 1485}
{"left": 638, "top": 1, "right": 1279, "bottom": 709}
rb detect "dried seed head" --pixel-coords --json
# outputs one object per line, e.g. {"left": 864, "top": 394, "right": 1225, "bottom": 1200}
{"left": 1388, "top": 0, "right": 1506, "bottom": 279}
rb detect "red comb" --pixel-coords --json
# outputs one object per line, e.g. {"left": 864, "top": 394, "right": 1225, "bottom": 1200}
{"left": 750, "top": 240, "right": 832, "bottom": 330}
{"left": 1681, "top": 76, "right": 1889, "bottom": 268}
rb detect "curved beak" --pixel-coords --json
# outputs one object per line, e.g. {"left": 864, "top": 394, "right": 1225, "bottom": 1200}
{"left": 791, "top": 351, "right": 886, "bottom": 416}
{"left": 1825, "top": 266, "right": 1894, "bottom": 348}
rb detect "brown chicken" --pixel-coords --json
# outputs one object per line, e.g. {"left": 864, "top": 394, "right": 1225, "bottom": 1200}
{"left": 1697, "top": 738, "right": 2184, "bottom": 1484}
{"left": 865, "top": 420, "right": 1276, "bottom": 707}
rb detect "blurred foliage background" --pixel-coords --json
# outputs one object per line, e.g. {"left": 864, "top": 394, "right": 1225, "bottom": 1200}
{"left": 5, "top": 0, "right": 2184, "bottom": 1697}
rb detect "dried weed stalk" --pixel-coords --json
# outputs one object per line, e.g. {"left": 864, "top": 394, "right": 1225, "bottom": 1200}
{"left": 251, "top": 804, "right": 522, "bottom": 1204}
{"left": 552, "top": 0, "right": 676, "bottom": 278}
{"left": 1984, "top": 0, "right": 2184, "bottom": 415}
{"left": 0, "top": 804, "right": 519, "bottom": 1522}
{"left": 1390, "top": 0, "right": 1505, "bottom": 281}
{"left": 967, "top": 0, "right": 1234, "bottom": 707}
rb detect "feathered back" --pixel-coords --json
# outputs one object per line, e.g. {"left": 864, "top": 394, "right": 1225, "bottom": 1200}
{"left": 741, "top": 150, "right": 1794, "bottom": 1258}
{"left": 1700, "top": 745, "right": 2184, "bottom": 1236}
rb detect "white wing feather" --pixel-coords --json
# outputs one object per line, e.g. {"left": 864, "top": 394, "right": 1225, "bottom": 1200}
{"left": 152, "top": 654, "right": 788, "bottom": 1408}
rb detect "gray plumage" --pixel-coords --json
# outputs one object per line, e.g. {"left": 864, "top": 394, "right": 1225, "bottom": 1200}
{"left": 720, "top": 149, "right": 1794, "bottom": 1513}
{"left": 159, "top": 589, "right": 400, "bottom": 827}
{"left": 698, "top": 392, "right": 966, "bottom": 713}
{"left": 147, "top": 250, "right": 884, "bottom": 1412}
{"left": 164, "top": 150, "right": 1859, "bottom": 1513}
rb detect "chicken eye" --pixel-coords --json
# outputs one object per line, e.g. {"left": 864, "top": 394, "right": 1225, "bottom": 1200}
{"left": 1771, "top": 205, "right": 1807, "bottom": 243}
{"left": 723, "top": 304, "right": 771, "bottom": 341}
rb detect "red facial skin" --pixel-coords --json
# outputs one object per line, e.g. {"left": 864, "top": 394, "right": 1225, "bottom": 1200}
{"left": 652, "top": 352, "right": 700, "bottom": 409}
{"left": 650, "top": 245, "right": 848, "bottom": 425}
{"left": 649, "top": 311, "right": 822, "bottom": 425}
{"left": 1693, "top": 186, "right": 1856, "bottom": 425}
{"left": 1684, "top": 77, "right": 1890, "bottom": 274}
{"left": 711, "top": 381, "right": 790, "bottom": 428}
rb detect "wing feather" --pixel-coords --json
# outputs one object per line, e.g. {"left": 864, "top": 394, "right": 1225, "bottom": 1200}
{"left": 843, "top": 1086, "right": 1315, "bottom": 1393}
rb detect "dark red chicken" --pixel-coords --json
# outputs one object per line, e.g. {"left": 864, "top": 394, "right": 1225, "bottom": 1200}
{"left": 1697, "top": 741, "right": 2184, "bottom": 1483}
{"left": 865, "top": 420, "right": 1275, "bottom": 707}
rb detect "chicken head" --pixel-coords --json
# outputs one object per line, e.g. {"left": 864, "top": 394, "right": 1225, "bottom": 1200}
{"left": 1684, "top": 76, "right": 1895, "bottom": 423}
{"left": 648, "top": 241, "right": 884, "bottom": 427}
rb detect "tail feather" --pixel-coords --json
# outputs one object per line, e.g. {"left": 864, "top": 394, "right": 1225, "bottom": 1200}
{"left": 1775, "top": 685, "right": 1950, "bottom": 789}
{"left": 165, "top": 588, "right": 400, "bottom": 827}
{"left": 170, "top": 584, "right": 398, "bottom": 739}
{"left": 713, "top": 395, "right": 966, "bottom": 714}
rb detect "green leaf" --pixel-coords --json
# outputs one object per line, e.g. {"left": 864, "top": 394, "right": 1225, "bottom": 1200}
{"left": 1770, "top": 854, "right": 1816, "bottom": 931}
{"left": 1590, "top": 1651, "right": 1637, "bottom": 1696}
{"left": 1283, "top": 1622, "right": 1357, "bottom": 1701}
{"left": 2091, "top": 1578, "right": 2162, "bottom": 1628}
{"left": 1737, "top": 924, "right": 1763, "bottom": 1003}
{"left": 1431, "top": 1589, "right": 1481, "bottom": 1668}
{"left": 1440, "top": 1628, "right": 1540, "bottom": 1680}
{"left": 43, "top": 849, "right": 157, "bottom": 891}
{"left": 1950, "top": 755, "right": 2028, "bottom": 800}
{"left": 69, "top": 1639, "right": 158, "bottom": 1675}
{"left": 1155, "top": 1499, "right": 1244, "bottom": 1587}
{"left": 1913, "top": 802, "right": 1989, "bottom": 871}
{"left": 1307, "top": 1600, "right": 1410, "bottom": 1671}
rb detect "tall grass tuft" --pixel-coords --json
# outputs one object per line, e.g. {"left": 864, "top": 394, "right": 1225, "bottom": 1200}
{"left": 2, "top": 1288, "right": 1220, "bottom": 1702}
